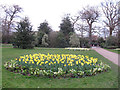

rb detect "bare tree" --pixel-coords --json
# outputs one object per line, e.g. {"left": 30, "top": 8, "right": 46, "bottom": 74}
{"left": 76, "top": 23, "right": 87, "bottom": 38}
{"left": 1, "top": 5, "right": 22, "bottom": 43}
{"left": 79, "top": 6, "right": 100, "bottom": 46}
{"left": 100, "top": 26, "right": 109, "bottom": 39}
{"left": 118, "top": 1, "right": 120, "bottom": 47}
{"left": 101, "top": 0, "right": 119, "bottom": 36}
{"left": 70, "top": 15, "right": 87, "bottom": 37}
{"left": 0, "top": 16, "right": 2, "bottom": 43}
{"left": 71, "top": 16, "right": 79, "bottom": 30}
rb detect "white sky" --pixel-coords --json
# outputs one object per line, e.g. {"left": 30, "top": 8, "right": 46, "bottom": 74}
{"left": 0, "top": 0, "right": 109, "bottom": 31}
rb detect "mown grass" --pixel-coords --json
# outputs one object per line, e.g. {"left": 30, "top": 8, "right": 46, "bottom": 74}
{"left": 2, "top": 47, "right": 120, "bottom": 88}
{"left": 1, "top": 44, "right": 13, "bottom": 48}
{"left": 104, "top": 48, "right": 120, "bottom": 54}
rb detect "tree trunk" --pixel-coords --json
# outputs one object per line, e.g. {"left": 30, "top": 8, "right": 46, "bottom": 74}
{"left": 89, "top": 24, "right": 92, "bottom": 47}
{"left": 109, "top": 27, "right": 113, "bottom": 36}
{"left": 5, "top": 26, "right": 10, "bottom": 44}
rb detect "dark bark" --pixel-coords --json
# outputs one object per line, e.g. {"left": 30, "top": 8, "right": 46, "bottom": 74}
{"left": 89, "top": 24, "right": 92, "bottom": 46}
{"left": 1, "top": 5, "right": 22, "bottom": 43}
{"left": 109, "top": 27, "right": 115, "bottom": 36}
{"left": 101, "top": 1, "right": 118, "bottom": 36}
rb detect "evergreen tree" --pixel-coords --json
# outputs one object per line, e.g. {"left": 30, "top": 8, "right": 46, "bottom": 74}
{"left": 13, "top": 17, "right": 35, "bottom": 49}
{"left": 37, "top": 20, "right": 52, "bottom": 46}
{"left": 56, "top": 32, "right": 67, "bottom": 48}
{"left": 59, "top": 15, "right": 74, "bottom": 46}
{"left": 60, "top": 16, "right": 74, "bottom": 35}
{"left": 38, "top": 20, "right": 52, "bottom": 34}
{"left": 37, "top": 31, "right": 44, "bottom": 46}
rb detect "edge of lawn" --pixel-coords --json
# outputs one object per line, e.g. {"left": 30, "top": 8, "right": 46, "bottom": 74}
{"left": 2, "top": 48, "right": 120, "bottom": 88}
{"left": 93, "top": 49, "right": 120, "bottom": 88}
{"left": 104, "top": 48, "right": 120, "bottom": 54}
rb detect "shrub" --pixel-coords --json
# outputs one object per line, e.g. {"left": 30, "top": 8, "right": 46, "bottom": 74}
{"left": 105, "top": 36, "right": 118, "bottom": 46}
{"left": 13, "top": 17, "right": 35, "bottom": 49}
{"left": 36, "top": 31, "right": 44, "bottom": 47}
{"left": 56, "top": 32, "right": 67, "bottom": 48}
{"left": 69, "top": 33, "right": 80, "bottom": 47}
{"left": 79, "top": 37, "right": 90, "bottom": 48}
{"left": 105, "top": 46, "right": 118, "bottom": 49}
{"left": 97, "top": 37, "right": 105, "bottom": 46}
{"left": 42, "top": 34, "right": 49, "bottom": 47}
{"left": 100, "top": 43, "right": 106, "bottom": 48}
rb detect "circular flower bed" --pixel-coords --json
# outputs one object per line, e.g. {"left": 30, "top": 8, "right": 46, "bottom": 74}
{"left": 4, "top": 53, "right": 111, "bottom": 78}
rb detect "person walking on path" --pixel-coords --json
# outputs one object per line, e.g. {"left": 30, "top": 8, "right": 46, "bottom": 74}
{"left": 92, "top": 47, "right": 120, "bottom": 66}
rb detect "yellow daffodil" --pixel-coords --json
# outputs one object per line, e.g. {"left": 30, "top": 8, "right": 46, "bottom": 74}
{"left": 68, "top": 63, "right": 70, "bottom": 66}
{"left": 25, "top": 61, "right": 27, "bottom": 64}
{"left": 41, "top": 62, "right": 44, "bottom": 64}
{"left": 19, "top": 59, "right": 21, "bottom": 62}
{"left": 81, "top": 63, "right": 84, "bottom": 66}
{"left": 45, "top": 61, "right": 48, "bottom": 64}
{"left": 64, "top": 64, "right": 66, "bottom": 66}
{"left": 15, "top": 53, "right": 99, "bottom": 70}
{"left": 76, "top": 61, "right": 78, "bottom": 65}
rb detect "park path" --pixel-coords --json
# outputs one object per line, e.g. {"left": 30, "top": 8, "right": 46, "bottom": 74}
{"left": 92, "top": 47, "right": 120, "bottom": 66}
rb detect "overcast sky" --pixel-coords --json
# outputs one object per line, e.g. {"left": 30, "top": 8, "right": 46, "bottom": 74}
{"left": 0, "top": 0, "right": 113, "bottom": 31}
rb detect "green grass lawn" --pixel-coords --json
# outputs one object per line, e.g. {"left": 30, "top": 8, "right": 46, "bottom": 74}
{"left": 104, "top": 48, "right": 120, "bottom": 54}
{"left": 1, "top": 44, "right": 13, "bottom": 48}
{"left": 2, "top": 47, "right": 120, "bottom": 88}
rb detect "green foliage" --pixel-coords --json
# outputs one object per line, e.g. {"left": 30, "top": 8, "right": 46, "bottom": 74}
{"left": 38, "top": 20, "right": 52, "bottom": 34}
{"left": 13, "top": 17, "right": 35, "bottom": 49}
{"left": 69, "top": 33, "right": 80, "bottom": 47}
{"left": 105, "top": 46, "right": 118, "bottom": 49}
{"left": 79, "top": 37, "right": 90, "bottom": 48}
{"left": 117, "top": 30, "right": 120, "bottom": 48}
{"left": 99, "top": 36, "right": 118, "bottom": 48}
{"left": 42, "top": 34, "right": 49, "bottom": 47}
{"left": 105, "top": 36, "right": 118, "bottom": 46}
{"left": 60, "top": 16, "right": 74, "bottom": 35}
{"left": 37, "top": 21, "right": 52, "bottom": 47}
{"left": 37, "top": 31, "right": 44, "bottom": 46}
{"left": 100, "top": 43, "right": 106, "bottom": 48}
{"left": 2, "top": 34, "right": 14, "bottom": 44}
{"left": 56, "top": 32, "right": 67, "bottom": 48}
{"left": 97, "top": 37, "right": 105, "bottom": 47}
{"left": 59, "top": 15, "right": 74, "bottom": 46}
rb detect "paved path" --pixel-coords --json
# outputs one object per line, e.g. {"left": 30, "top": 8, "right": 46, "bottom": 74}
{"left": 92, "top": 47, "right": 120, "bottom": 66}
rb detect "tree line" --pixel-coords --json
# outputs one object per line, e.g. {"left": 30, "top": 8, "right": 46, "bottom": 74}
{"left": 1, "top": 0, "right": 120, "bottom": 49}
